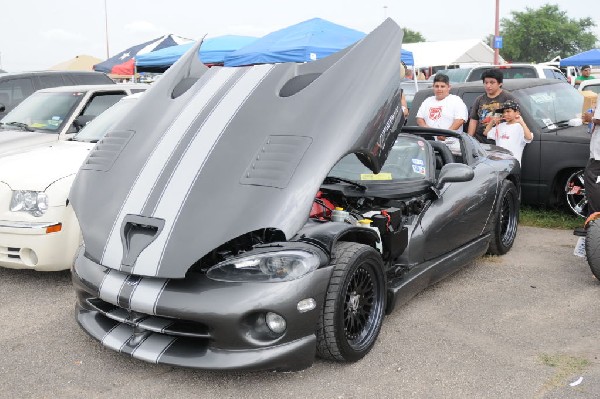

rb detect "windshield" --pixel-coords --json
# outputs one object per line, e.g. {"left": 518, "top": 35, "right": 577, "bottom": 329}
{"left": 329, "top": 136, "right": 431, "bottom": 182}
{"left": 0, "top": 91, "right": 84, "bottom": 132}
{"left": 74, "top": 97, "right": 137, "bottom": 142}
{"left": 437, "top": 68, "right": 472, "bottom": 83}
{"left": 512, "top": 83, "right": 583, "bottom": 129}
{"left": 466, "top": 66, "right": 543, "bottom": 82}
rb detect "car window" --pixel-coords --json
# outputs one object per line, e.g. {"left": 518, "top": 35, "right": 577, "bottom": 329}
{"left": 329, "top": 136, "right": 432, "bottom": 182}
{"left": 542, "top": 69, "right": 554, "bottom": 79}
{"left": 440, "top": 68, "right": 472, "bottom": 83}
{"left": 543, "top": 69, "right": 566, "bottom": 81}
{"left": 81, "top": 92, "right": 126, "bottom": 117}
{"left": 74, "top": 97, "right": 138, "bottom": 142}
{"left": 468, "top": 67, "right": 537, "bottom": 81}
{"left": 0, "top": 78, "right": 35, "bottom": 108}
{"left": 38, "top": 74, "right": 67, "bottom": 88}
{"left": 552, "top": 70, "right": 567, "bottom": 81}
{"left": 0, "top": 91, "right": 83, "bottom": 132}
{"left": 512, "top": 83, "right": 583, "bottom": 129}
{"left": 582, "top": 85, "right": 600, "bottom": 95}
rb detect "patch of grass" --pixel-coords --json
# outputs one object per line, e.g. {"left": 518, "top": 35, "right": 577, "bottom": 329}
{"left": 537, "top": 353, "right": 590, "bottom": 395}
{"left": 519, "top": 205, "right": 582, "bottom": 230}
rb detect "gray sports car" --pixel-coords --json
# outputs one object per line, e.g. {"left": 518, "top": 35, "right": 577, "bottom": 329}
{"left": 70, "top": 19, "right": 520, "bottom": 371}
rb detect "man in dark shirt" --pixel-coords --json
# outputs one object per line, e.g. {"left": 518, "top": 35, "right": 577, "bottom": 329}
{"left": 467, "top": 68, "right": 516, "bottom": 144}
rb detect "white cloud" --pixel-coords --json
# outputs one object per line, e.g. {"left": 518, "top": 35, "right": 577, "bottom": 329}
{"left": 208, "top": 24, "right": 278, "bottom": 38}
{"left": 41, "top": 29, "right": 87, "bottom": 43}
{"left": 124, "top": 20, "right": 165, "bottom": 35}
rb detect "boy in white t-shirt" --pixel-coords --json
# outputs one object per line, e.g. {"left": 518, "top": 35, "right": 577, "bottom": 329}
{"left": 415, "top": 73, "right": 468, "bottom": 153}
{"left": 483, "top": 100, "right": 533, "bottom": 164}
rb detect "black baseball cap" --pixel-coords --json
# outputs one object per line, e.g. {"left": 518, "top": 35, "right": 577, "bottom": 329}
{"left": 582, "top": 65, "right": 592, "bottom": 71}
{"left": 497, "top": 100, "right": 520, "bottom": 113}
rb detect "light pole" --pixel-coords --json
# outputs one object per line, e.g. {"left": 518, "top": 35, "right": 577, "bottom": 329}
{"left": 494, "top": 0, "right": 500, "bottom": 64}
{"left": 104, "top": 0, "right": 110, "bottom": 59}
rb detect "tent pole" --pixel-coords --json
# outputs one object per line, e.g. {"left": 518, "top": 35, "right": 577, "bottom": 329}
{"left": 413, "top": 66, "right": 418, "bottom": 93}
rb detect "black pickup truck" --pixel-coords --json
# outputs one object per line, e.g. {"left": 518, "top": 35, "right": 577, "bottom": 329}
{"left": 407, "top": 79, "right": 591, "bottom": 216}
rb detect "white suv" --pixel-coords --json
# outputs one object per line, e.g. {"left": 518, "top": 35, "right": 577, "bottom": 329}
{"left": 464, "top": 64, "right": 567, "bottom": 82}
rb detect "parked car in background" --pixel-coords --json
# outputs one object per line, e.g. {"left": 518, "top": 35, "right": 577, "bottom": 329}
{"left": 0, "top": 83, "right": 146, "bottom": 156}
{"left": 540, "top": 60, "right": 579, "bottom": 85}
{"left": 465, "top": 64, "right": 567, "bottom": 82}
{"left": 433, "top": 68, "right": 474, "bottom": 83}
{"left": 578, "top": 78, "right": 600, "bottom": 95}
{"left": 434, "top": 64, "right": 568, "bottom": 84}
{"left": 408, "top": 79, "right": 590, "bottom": 217}
{"left": 0, "top": 93, "right": 141, "bottom": 271}
{"left": 400, "top": 79, "right": 431, "bottom": 110}
{"left": 0, "top": 71, "right": 114, "bottom": 118}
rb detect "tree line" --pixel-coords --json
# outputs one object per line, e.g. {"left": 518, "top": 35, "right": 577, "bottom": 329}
{"left": 404, "top": 4, "right": 598, "bottom": 64}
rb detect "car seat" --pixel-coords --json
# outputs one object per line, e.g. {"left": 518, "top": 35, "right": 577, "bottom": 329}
{"left": 429, "top": 141, "right": 454, "bottom": 172}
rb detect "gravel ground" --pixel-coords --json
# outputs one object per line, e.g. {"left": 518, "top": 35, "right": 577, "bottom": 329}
{"left": 0, "top": 225, "right": 599, "bottom": 399}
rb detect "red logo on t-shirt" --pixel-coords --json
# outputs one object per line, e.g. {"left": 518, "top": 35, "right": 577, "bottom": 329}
{"left": 429, "top": 106, "right": 442, "bottom": 120}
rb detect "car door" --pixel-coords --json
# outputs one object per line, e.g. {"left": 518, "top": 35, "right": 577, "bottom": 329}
{"left": 419, "top": 138, "right": 497, "bottom": 260}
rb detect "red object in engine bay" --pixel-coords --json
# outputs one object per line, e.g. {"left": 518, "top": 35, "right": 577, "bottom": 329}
{"left": 310, "top": 191, "right": 336, "bottom": 219}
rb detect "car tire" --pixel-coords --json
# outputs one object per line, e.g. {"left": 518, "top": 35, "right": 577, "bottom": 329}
{"left": 585, "top": 219, "right": 600, "bottom": 280}
{"left": 563, "top": 169, "right": 587, "bottom": 218}
{"left": 487, "top": 180, "right": 519, "bottom": 255}
{"left": 316, "top": 242, "right": 386, "bottom": 362}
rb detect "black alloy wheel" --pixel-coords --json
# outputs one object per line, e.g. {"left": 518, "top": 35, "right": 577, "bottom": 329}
{"left": 488, "top": 180, "right": 519, "bottom": 255}
{"left": 316, "top": 242, "right": 386, "bottom": 362}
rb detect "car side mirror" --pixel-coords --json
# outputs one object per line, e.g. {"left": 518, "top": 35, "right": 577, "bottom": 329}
{"left": 73, "top": 115, "right": 95, "bottom": 131}
{"left": 436, "top": 163, "right": 474, "bottom": 189}
{"left": 0, "top": 104, "right": 5, "bottom": 113}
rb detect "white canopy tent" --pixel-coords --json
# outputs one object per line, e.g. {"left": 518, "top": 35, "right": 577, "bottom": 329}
{"left": 403, "top": 39, "right": 504, "bottom": 70}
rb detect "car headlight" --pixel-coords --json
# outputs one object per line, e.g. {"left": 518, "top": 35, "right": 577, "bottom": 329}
{"left": 10, "top": 190, "right": 48, "bottom": 217}
{"left": 206, "top": 250, "right": 320, "bottom": 282}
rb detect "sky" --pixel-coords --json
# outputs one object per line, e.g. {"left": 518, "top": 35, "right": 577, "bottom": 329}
{"left": 1, "top": 0, "right": 599, "bottom": 72}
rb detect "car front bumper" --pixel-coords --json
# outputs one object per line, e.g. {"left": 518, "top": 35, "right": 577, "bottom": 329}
{"left": 72, "top": 248, "right": 333, "bottom": 371}
{"left": 0, "top": 206, "right": 81, "bottom": 271}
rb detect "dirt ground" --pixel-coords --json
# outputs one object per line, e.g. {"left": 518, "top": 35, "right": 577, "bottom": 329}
{"left": 1, "top": 225, "right": 599, "bottom": 399}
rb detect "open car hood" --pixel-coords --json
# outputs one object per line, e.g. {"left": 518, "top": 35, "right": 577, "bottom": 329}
{"left": 70, "top": 18, "right": 405, "bottom": 278}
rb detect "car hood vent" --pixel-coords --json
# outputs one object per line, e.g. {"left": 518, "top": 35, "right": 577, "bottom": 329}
{"left": 81, "top": 130, "right": 135, "bottom": 171}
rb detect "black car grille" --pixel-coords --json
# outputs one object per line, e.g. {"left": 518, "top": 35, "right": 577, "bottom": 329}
{"left": 86, "top": 297, "right": 211, "bottom": 339}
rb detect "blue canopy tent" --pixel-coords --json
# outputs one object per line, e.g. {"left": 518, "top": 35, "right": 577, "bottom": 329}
{"left": 224, "top": 17, "right": 413, "bottom": 67}
{"left": 136, "top": 35, "right": 257, "bottom": 72}
{"left": 560, "top": 49, "right": 600, "bottom": 66}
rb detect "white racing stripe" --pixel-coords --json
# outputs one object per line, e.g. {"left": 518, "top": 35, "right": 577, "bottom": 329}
{"left": 129, "top": 277, "right": 168, "bottom": 315}
{"left": 133, "top": 64, "right": 274, "bottom": 276}
{"left": 101, "top": 67, "right": 239, "bottom": 268}
{"left": 102, "top": 324, "right": 134, "bottom": 351}
{"left": 99, "top": 269, "right": 127, "bottom": 305}
{"left": 132, "top": 334, "right": 177, "bottom": 363}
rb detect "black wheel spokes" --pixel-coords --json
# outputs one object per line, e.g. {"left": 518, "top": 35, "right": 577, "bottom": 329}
{"left": 565, "top": 171, "right": 587, "bottom": 218}
{"left": 344, "top": 266, "right": 378, "bottom": 348}
{"left": 500, "top": 193, "right": 517, "bottom": 246}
